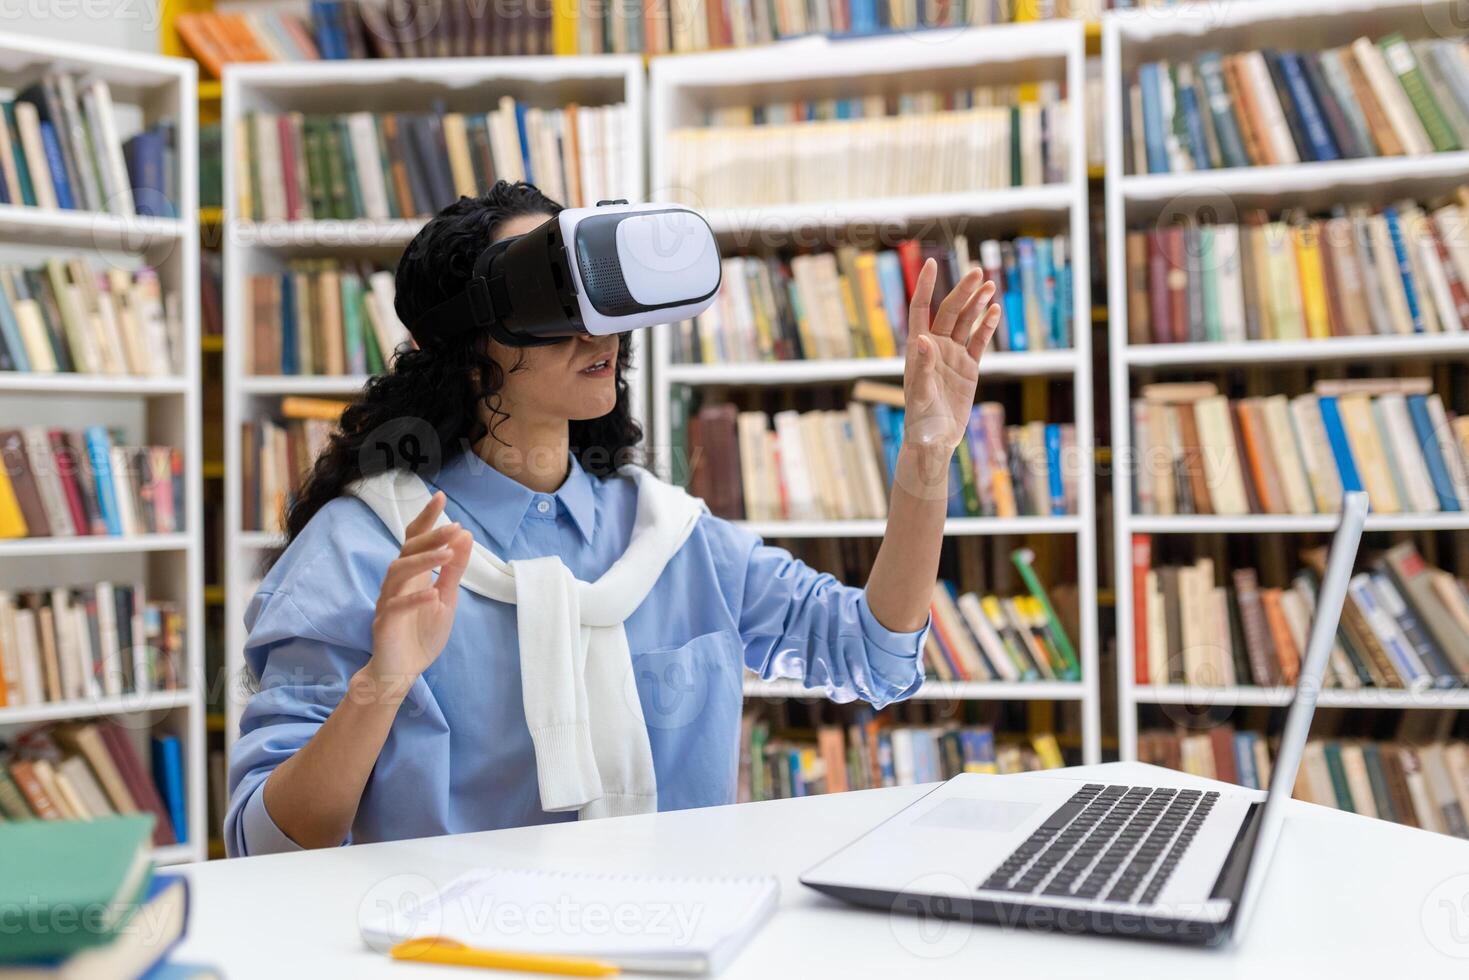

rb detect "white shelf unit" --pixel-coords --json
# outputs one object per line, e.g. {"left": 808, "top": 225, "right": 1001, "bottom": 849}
{"left": 1103, "top": 0, "right": 1469, "bottom": 760}
{"left": 221, "top": 57, "right": 645, "bottom": 748}
{"left": 0, "top": 35, "right": 202, "bottom": 866}
{"left": 649, "top": 24, "right": 1101, "bottom": 763}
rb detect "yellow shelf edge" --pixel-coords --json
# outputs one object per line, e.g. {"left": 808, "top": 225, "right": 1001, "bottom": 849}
{"left": 203, "top": 461, "right": 224, "bottom": 478}
{"left": 201, "top": 335, "right": 224, "bottom": 353}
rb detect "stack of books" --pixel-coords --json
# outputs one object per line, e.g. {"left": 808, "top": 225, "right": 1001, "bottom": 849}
{"left": 236, "top": 100, "right": 630, "bottom": 221}
{"left": 740, "top": 710, "right": 1066, "bottom": 800}
{"left": 1138, "top": 726, "right": 1469, "bottom": 840}
{"left": 1130, "top": 378, "right": 1469, "bottom": 516}
{"left": 925, "top": 552, "right": 1081, "bottom": 682}
{"left": 679, "top": 386, "right": 1076, "bottom": 522}
{"left": 241, "top": 396, "right": 348, "bottom": 534}
{"left": 1131, "top": 538, "right": 1469, "bottom": 690}
{"left": 667, "top": 84, "right": 1068, "bottom": 206}
{"left": 0, "top": 261, "right": 181, "bottom": 376}
{"left": 1126, "top": 190, "right": 1469, "bottom": 344}
{"left": 0, "top": 428, "right": 185, "bottom": 539}
{"left": 0, "top": 72, "right": 177, "bottom": 216}
{"left": 0, "top": 723, "right": 186, "bottom": 846}
{"left": 0, "top": 817, "right": 198, "bottom": 975}
{"left": 1126, "top": 34, "right": 1469, "bottom": 174}
{"left": 674, "top": 231, "right": 1073, "bottom": 364}
{"left": 248, "top": 261, "right": 408, "bottom": 376}
{"left": 0, "top": 582, "right": 184, "bottom": 704}
{"left": 175, "top": 0, "right": 1093, "bottom": 65}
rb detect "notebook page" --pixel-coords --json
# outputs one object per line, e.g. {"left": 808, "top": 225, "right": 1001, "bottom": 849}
{"left": 360, "top": 868, "right": 780, "bottom": 975}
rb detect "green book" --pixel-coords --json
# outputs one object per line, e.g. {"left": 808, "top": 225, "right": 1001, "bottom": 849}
{"left": 244, "top": 111, "right": 263, "bottom": 222}
{"left": 361, "top": 287, "right": 385, "bottom": 376}
{"left": 1009, "top": 105, "right": 1021, "bottom": 186}
{"left": 1200, "top": 226, "right": 1222, "bottom": 342}
{"left": 321, "top": 122, "right": 352, "bottom": 220}
{"left": 3, "top": 102, "right": 36, "bottom": 205}
{"left": 340, "top": 271, "right": 366, "bottom": 375}
{"left": 1010, "top": 547, "right": 1080, "bottom": 680}
{"left": 301, "top": 118, "right": 329, "bottom": 220}
{"left": 372, "top": 115, "right": 402, "bottom": 220}
{"left": 335, "top": 118, "right": 365, "bottom": 219}
{"left": 954, "top": 440, "right": 980, "bottom": 517}
{"left": 1322, "top": 743, "right": 1356, "bottom": 813}
{"left": 1360, "top": 743, "right": 1397, "bottom": 823}
{"left": 0, "top": 814, "right": 154, "bottom": 962}
{"left": 1379, "top": 32, "right": 1460, "bottom": 153}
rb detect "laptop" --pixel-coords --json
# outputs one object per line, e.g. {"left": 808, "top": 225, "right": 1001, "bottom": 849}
{"left": 801, "top": 491, "right": 1369, "bottom": 946}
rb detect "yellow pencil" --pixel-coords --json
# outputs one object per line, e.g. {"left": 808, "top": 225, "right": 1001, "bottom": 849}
{"left": 390, "top": 937, "right": 621, "bottom": 977}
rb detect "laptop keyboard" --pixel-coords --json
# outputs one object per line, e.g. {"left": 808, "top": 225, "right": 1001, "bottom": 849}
{"left": 980, "top": 783, "right": 1219, "bottom": 904}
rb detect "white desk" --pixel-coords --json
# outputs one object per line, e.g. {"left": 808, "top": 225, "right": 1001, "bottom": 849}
{"left": 175, "top": 762, "right": 1469, "bottom": 977}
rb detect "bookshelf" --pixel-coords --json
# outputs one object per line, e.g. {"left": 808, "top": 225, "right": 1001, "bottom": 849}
{"left": 1103, "top": 0, "right": 1469, "bottom": 759}
{"left": 649, "top": 24, "right": 1102, "bottom": 763}
{"left": 220, "top": 56, "right": 645, "bottom": 746}
{"left": 0, "top": 34, "right": 203, "bottom": 864}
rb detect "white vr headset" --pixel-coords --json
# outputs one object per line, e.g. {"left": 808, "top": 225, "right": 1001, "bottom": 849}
{"left": 408, "top": 201, "right": 722, "bottom": 348}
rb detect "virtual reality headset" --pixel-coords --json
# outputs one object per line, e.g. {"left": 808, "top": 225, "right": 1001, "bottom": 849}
{"left": 408, "top": 201, "right": 722, "bottom": 348}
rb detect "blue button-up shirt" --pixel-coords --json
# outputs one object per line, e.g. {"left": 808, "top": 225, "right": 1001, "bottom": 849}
{"left": 224, "top": 450, "right": 927, "bottom": 856}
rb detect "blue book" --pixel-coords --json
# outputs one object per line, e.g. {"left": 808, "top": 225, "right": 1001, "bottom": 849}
{"left": 1178, "top": 80, "right": 1212, "bottom": 170}
{"left": 124, "top": 128, "right": 172, "bottom": 218}
{"left": 871, "top": 404, "right": 901, "bottom": 486}
{"left": 84, "top": 426, "right": 122, "bottom": 535}
{"left": 1234, "top": 732, "right": 1259, "bottom": 790}
{"left": 1316, "top": 396, "right": 1364, "bottom": 496}
{"left": 1138, "top": 62, "right": 1169, "bottom": 174}
{"left": 1044, "top": 424, "right": 1065, "bottom": 516}
{"left": 514, "top": 101, "right": 532, "bottom": 184}
{"left": 946, "top": 451, "right": 966, "bottom": 518}
{"left": 1382, "top": 206, "right": 1425, "bottom": 332}
{"left": 1002, "top": 252, "right": 1026, "bottom": 352}
{"left": 1035, "top": 238, "right": 1056, "bottom": 349}
{"left": 37, "top": 121, "right": 74, "bottom": 209}
{"left": 788, "top": 751, "right": 804, "bottom": 798}
{"left": 877, "top": 731, "right": 895, "bottom": 785}
{"left": 0, "top": 280, "right": 29, "bottom": 371}
{"left": 874, "top": 251, "right": 908, "bottom": 349}
{"left": 1195, "top": 52, "right": 1250, "bottom": 167}
{"left": 1407, "top": 394, "right": 1460, "bottom": 511}
{"left": 960, "top": 728, "right": 996, "bottom": 771}
{"left": 1015, "top": 239, "right": 1038, "bottom": 350}
{"left": 151, "top": 735, "right": 188, "bottom": 845}
{"left": 1051, "top": 239, "right": 1072, "bottom": 349}
{"left": 280, "top": 272, "right": 298, "bottom": 375}
{"left": 851, "top": 0, "right": 878, "bottom": 35}
{"left": 1280, "top": 52, "right": 1340, "bottom": 162}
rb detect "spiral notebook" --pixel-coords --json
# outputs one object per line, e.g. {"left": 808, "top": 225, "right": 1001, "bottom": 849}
{"left": 359, "top": 868, "right": 780, "bottom": 976}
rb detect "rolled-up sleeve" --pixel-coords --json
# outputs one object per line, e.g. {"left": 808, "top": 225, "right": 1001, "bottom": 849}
{"left": 719, "top": 523, "right": 929, "bottom": 707}
{"left": 224, "top": 591, "right": 362, "bottom": 858}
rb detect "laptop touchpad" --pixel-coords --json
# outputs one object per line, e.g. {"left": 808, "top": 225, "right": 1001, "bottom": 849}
{"left": 915, "top": 797, "right": 1039, "bottom": 832}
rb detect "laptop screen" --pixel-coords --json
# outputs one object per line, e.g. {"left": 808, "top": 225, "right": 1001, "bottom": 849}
{"left": 1231, "top": 491, "right": 1368, "bottom": 937}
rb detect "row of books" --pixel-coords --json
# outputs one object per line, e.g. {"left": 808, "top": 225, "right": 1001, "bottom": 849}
{"left": 0, "top": 584, "right": 184, "bottom": 706}
{"left": 175, "top": 0, "right": 1096, "bottom": 68}
{"left": 925, "top": 554, "right": 1080, "bottom": 683}
{"left": 667, "top": 90, "right": 1068, "bottom": 206}
{"left": 739, "top": 713, "right": 1065, "bottom": 801}
{"left": 1126, "top": 194, "right": 1469, "bottom": 345}
{"left": 0, "top": 722, "right": 186, "bottom": 846}
{"left": 248, "top": 261, "right": 408, "bottom": 376}
{"left": 0, "top": 428, "right": 185, "bottom": 539}
{"left": 0, "top": 73, "right": 175, "bottom": 216}
{"left": 678, "top": 387, "right": 1076, "bottom": 523}
{"left": 236, "top": 101, "right": 630, "bottom": 222}
{"left": 0, "top": 261, "right": 181, "bottom": 376}
{"left": 241, "top": 397, "right": 348, "bottom": 533}
{"left": 1138, "top": 727, "right": 1469, "bottom": 840}
{"left": 1130, "top": 379, "right": 1469, "bottom": 517}
{"left": 672, "top": 233, "right": 1073, "bottom": 364}
{"left": 1132, "top": 537, "right": 1469, "bottom": 691}
{"left": 1126, "top": 35, "right": 1469, "bottom": 175}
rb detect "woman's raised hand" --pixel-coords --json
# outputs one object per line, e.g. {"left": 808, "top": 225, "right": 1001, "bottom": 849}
{"left": 365, "top": 491, "right": 473, "bottom": 697}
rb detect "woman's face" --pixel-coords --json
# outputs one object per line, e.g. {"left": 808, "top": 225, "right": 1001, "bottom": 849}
{"left": 484, "top": 212, "right": 621, "bottom": 426}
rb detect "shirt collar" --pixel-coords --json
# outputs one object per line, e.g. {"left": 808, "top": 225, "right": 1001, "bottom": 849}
{"left": 428, "top": 450, "right": 597, "bottom": 552}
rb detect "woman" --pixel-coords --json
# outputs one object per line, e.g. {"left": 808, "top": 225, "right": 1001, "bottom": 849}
{"left": 224, "top": 181, "right": 1001, "bottom": 855}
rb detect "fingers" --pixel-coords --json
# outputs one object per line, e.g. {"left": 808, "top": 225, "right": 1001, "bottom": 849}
{"left": 906, "top": 258, "right": 938, "bottom": 338}
{"left": 930, "top": 269, "right": 986, "bottom": 339}
{"left": 382, "top": 546, "right": 453, "bottom": 597}
{"left": 401, "top": 522, "right": 464, "bottom": 558}
{"left": 435, "top": 528, "right": 474, "bottom": 602}
{"left": 966, "top": 302, "right": 1004, "bottom": 361}
{"left": 405, "top": 491, "right": 447, "bottom": 539}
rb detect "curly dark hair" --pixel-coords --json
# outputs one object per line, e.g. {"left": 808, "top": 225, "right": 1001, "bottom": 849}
{"left": 280, "top": 181, "right": 643, "bottom": 545}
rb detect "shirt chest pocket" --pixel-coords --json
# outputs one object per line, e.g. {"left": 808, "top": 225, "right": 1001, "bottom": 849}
{"left": 630, "top": 629, "right": 744, "bottom": 810}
